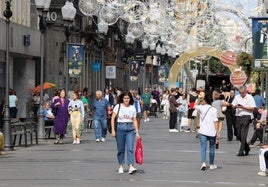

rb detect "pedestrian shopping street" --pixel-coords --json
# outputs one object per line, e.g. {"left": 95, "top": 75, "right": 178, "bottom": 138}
{"left": 0, "top": 114, "right": 266, "bottom": 187}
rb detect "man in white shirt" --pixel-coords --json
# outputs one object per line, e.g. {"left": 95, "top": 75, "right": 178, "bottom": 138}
{"left": 232, "top": 86, "right": 256, "bottom": 156}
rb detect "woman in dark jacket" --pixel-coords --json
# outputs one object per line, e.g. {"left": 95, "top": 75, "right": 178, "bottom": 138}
{"left": 169, "top": 88, "right": 180, "bottom": 132}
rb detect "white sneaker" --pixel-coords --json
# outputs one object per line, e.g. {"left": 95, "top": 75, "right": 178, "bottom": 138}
{"left": 210, "top": 164, "right": 217, "bottom": 170}
{"left": 201, "top": 162, "right": 206, "bottom": 170}
{"left": 73, "top": 139, "right": 77, "bottom": 144}
{"left": 100, "top": 138, "right": 106, "bottom": 142}
{"left": 76, "top": 138, "right": 80, "bottom": 144}
{"left": 129, "top": 166, "right": 137, "bottom": 174}
{"left": 169, "top": 129, "right": 179, "bottom": 132}
{"left": 118, "top": 167, "right": 124, "bottom": 174}
{"left": 147, "top": 118, "right": 150, "bottom": 122}
{"left": 144, "top": 119, "right": 147, "bottom": 122}
{"left": 96, "top": 139, "right": 100, "bottom": 142}
{"left": 258, "top": 171, "right": 267, "bottom": 176}
{"left": 185, "top": 128, "right": 191, "bottom": 133}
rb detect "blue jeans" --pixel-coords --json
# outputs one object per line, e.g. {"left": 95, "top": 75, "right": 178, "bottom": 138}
{"left": 116, "top": 123, "right": 135, "bottom": 165}
{"left": 199, "top": 134, "right": 216, "bottom": 164}
{"left": 177, "top": 111, "right": 186, "bottom": 129}
{"left": 93, "top": 119, "right": 107, "bottom": 139}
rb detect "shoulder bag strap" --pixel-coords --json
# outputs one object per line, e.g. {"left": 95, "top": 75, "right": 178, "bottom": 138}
{"left": 201, "top": 107, "right": 212, "bottom": 121}
{"left": 116, "top": 104, "right": 121, "bottom": 119}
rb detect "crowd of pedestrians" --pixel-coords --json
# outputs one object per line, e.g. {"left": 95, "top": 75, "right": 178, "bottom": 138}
{"left": 1, "top": 83, "right": 268, "bottom": 177}
{"left": 157, "top": 84, "right": 268, "bottom": 176}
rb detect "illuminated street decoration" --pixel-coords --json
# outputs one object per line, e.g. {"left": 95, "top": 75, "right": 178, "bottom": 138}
{"left": 79, "top": 0, "right": 265, "bottom": 56}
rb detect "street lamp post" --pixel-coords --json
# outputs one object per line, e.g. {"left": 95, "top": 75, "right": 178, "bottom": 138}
{"left": 61, "top": 1, "right": 77, "bottom": 93}
{"left": 3, "top": 0, "right": 14, "bottom": 150}
{"left": 35, "top": 0, "right": 51, "bottom": 139}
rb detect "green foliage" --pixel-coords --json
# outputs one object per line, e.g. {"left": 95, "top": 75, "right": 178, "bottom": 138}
{"left": 209, "top": 57, "right": 231, "bottom": 74}
{"left": 236, "top": 52, "right": 253, "bottom": 78}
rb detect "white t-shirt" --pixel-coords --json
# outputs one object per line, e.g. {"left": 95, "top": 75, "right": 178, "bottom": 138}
{"left": 113, "top": 104, "right": 137, "bottom": 123}
{"left": 195, "top": 104, "right": 218, "bottom": 137}
{"left": 232, "top": 93, "right": 256, "bottom": 117}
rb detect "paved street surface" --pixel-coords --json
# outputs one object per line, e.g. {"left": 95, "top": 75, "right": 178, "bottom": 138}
{"left": 0, "top": 113, "right": 267, "bottom": 187}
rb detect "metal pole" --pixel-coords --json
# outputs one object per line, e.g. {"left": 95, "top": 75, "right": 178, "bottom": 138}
{"left": 245, "top": 37, "right": 252, "bottom": 52}
{"left": 65, "top": 41, "right": 69, "bottom": 93}
{"left": 3, "top": 0, "right": 14, "bottom": 150}
{"left": 143, "top": 65, "right": 146, "bottom": 92}
{"left": 265, "top": 72, "right": 268, "bottom": 108}
{"left": 37, "top": 28, "right": 45, "bottom": 139}
{"left": 37, "top": 11, "right": 47, "bottom": 139}
{"left": 65, "top": 25, "right": 70, "bottom": 93}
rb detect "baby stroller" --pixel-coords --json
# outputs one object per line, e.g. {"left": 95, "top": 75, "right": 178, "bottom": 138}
{"left": 149, "top": 101, "right": 158, "bottom": 118}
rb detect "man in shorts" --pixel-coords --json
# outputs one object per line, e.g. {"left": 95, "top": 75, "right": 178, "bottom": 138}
{"left": 141, "top": 88, "right": 151, "bottom": 122}
{"left": 186, "top": 88, "right": 198, "bottom": 132}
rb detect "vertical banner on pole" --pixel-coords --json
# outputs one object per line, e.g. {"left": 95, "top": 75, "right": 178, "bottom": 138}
{"left": 130, "top": 60, "right": 140, "bottom": 81}
{"left": 252, "top": 17, "right": 268, "bottom": 70}
{"left": 251, "top": 18, "right": 268, "bottom": 108}
{"left": 158, "top": 66, "right": 169, "bottom": 82}
{"left": 68, "top": 43, "right": 84, "bottom": 75}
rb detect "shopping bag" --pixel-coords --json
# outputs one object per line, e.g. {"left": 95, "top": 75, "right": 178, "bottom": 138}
{"left": 192, "top": 109, "right": 198, "bottom": 117}
{"left": 135, "top": 138, "right": 143, "bottom": 165}
{"left": 180, "top": 117, "right": 188, "bottom": 127}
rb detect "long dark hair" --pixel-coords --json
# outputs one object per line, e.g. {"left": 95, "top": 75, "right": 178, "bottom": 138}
{"left": 204, "top": 94, "right": 213, "bottom": 105}
{"left": 117, "top": 91, "right": 134, "bottom": 105}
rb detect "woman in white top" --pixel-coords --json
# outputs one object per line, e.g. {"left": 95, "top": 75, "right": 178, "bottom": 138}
{"left": 161, "top": 89, "right": 170, "bottom": 120}
{"left": 176, "top": 93, "right": 188, "bottom": 131}
{"left": 195, "top": 94, "right": 219, "bottom": 171}
{"left": 68, "top": 91, "right": 85, "bottom": 144}
{"left": 9, "top": 89, "right": 18, "bottom": 118}
{"left": 111, "top": 91, "right": 140, "bottom": 174}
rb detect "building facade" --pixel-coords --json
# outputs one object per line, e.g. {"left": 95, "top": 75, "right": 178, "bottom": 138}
{"left": 0, "top": 1, "right": 148, "bottom": 118}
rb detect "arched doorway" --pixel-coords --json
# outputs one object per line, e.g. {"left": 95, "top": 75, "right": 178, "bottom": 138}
{"left": 168, "top": 46, "right": 227, "bottom": 88}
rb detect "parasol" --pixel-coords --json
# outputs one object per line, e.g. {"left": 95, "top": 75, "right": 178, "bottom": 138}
{"left": 34, "top": 82, "right": 56, "bottom": 93}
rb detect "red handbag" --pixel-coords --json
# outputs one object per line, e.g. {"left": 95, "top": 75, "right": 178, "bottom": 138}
{"left": 135, "top": 138, "right": 143, "bottom": 165}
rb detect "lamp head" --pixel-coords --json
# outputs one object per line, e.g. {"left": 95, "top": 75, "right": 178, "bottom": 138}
{"left": 3, "top": 0, "right": 12, "bottom": 20}
{"left": 61, "top": 1, "right": 77, "bottom": 22}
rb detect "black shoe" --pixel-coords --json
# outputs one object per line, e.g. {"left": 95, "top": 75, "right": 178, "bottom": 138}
{"left": 227, "top": 139, "right": 233, "bottom": 141}
{"left": 237, "top": 153, "right": 245, "bottom": 156}
{"left": 245, "top": 148, "right": 250, "bottom": 156}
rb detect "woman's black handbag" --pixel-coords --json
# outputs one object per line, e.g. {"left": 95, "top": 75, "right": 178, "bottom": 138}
{"left": 52, "top": 107, "right": 58, "bottom": 116}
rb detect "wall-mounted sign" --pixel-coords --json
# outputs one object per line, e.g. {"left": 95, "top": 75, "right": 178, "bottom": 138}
{"left": 106, "top": 66, "right": 116, "bottom": 79}
{"left": 92, "top": 62, "right": 101, "bottom": 71}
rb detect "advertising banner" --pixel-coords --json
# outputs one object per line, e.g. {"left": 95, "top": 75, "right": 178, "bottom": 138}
{"left": 158, "top": 66, "right": 169, "bottom": 82}
{"left": 130, "top": 60, "right": 140, "bottom": 81}
{"left": 68, "top": 43, "right": 84, "bottom": 75}
{"left": 252, "top": 17, "right": 268, "bottom": 71}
